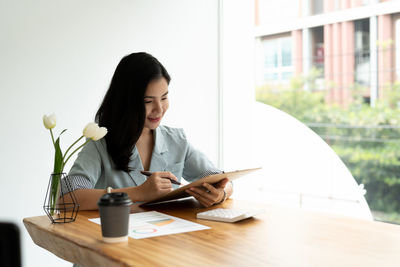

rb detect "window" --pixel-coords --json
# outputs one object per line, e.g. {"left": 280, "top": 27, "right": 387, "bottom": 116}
{"left": 254, "top": 0, "right": 400, "bottom": 226}
{"left": 311, "top": 0, "right": 324, "bottom": 15}
{"left": 354, "top": 19, "right": 370, "bottom": 87}
{"left": 312, "top": 27, "right": 324, "bottom": 70}
{"left": 334, "top": 0, "right": 341, "bottom": 11}
{"left": 260, "top": 36, "right": 293, "bottom": 84}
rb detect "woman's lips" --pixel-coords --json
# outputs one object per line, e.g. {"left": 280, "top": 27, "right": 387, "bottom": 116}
{"left": 148, "top": 117, "right": 161, "bottom": 123}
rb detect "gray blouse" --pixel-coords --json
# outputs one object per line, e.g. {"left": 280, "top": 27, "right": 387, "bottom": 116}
{"left": 65, "top": 125, "right": 221, "bottom": 193}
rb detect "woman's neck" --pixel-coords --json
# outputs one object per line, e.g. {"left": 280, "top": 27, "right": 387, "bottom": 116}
{"left": 138, "top": 128, "right": 153, "bottom": 143}
{"left": 136, "top": 128, "right": 155, "bottom": 171}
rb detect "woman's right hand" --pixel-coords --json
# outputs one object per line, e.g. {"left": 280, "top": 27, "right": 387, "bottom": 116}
{"left": 137, "top": 171, "right": 178, "bottom": 202}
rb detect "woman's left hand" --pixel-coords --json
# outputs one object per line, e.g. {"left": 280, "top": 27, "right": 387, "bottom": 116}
{"left": 185, "top": 178, "right": 229, "bottom": 207}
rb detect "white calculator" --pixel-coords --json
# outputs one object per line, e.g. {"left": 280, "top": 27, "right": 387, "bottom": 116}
{"left": 196, "top": 208, "right": 264, "bottom": 223}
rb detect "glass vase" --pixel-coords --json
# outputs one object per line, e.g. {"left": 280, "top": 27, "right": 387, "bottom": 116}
{"left": 43, "top": 173, "right": 79, "bottom": 223}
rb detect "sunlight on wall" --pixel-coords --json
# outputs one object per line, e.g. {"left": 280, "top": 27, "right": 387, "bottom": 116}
{"left": 232, "top": 102, "right": 372, "bottom": 220}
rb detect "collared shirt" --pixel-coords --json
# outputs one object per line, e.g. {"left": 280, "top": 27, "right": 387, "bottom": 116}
{"left": 65, "top": 125, "right": 221, "bottom": 192}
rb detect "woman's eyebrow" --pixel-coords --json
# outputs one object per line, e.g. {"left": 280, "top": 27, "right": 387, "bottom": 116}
{"left": 144, "top": 91, "right": 169, "bottom": 98}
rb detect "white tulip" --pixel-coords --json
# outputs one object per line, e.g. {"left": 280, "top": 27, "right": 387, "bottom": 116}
{"left": 83, "top": 123, "right": 98, "bottom": 139}
{"left": 93, "top": 127, "right": 108, "bottom": 141}
{"left": 43, "top": 114, "right": 57, "bottom": 129}
{"left": 83, "top": 122, "right": 107, "bottom": 141}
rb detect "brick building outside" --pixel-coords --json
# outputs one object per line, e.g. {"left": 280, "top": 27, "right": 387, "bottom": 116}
{"left": 255, "top": 0, "right": 400, "bottom": 107}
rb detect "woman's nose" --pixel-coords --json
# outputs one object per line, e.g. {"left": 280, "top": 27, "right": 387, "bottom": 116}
{"left": 153, "top": 101, "right": 163, "bottom": 113}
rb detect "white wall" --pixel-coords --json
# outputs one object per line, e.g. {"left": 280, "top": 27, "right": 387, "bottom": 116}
{"left": 0, "top": 1, "right": 221, "bottom": 266}
{"left": 220, "top": 1, "right": 256, "bottom": 170}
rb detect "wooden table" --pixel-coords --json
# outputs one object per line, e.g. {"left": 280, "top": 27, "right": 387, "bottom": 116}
{"left": 24, "top": 198, "right": 400, "bottom": 267}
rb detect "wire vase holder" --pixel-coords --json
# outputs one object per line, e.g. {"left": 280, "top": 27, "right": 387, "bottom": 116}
{"left": 43, "top": 173, "right": 80, "bottom": 223}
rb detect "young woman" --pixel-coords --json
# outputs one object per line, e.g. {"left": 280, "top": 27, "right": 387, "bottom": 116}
{"left": 66, "top": 52, "right": 232, "bottom": 209}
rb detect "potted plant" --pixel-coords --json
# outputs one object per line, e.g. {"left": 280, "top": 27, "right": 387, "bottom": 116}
{"left": 42, "top": 114, "right": 107, "bottom": 223}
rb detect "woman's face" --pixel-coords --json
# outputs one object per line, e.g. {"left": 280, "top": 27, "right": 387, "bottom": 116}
{"left": 143, "top": 77, "right": 169, "bottom": 130}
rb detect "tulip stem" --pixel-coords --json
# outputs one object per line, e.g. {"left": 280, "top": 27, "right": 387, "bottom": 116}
{"left": 50, "top": 129, "right": 55, "bottom": 148}
{"left": 62, "top": 139, "right": 91, "bottom": 170}
{"left": 63, "top": 135, "right": 84, "bottom": 163}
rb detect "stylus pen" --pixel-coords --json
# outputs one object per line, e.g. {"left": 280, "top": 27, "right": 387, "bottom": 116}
{"left": 140, "top": 171, "right": 181, "bottom": 185}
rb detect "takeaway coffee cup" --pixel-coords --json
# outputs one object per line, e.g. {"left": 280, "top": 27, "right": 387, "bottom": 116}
{"left": 97, "top": 192, "right": 132, "bottom": 243}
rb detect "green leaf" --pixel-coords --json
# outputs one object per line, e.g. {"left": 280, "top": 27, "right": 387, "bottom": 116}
{"left": 59, "top": 129, "right": 67, "bottom": 136}
{"left": 50, "top": 137, "right": 63, "bottom": 215}
{"left": 53, "top": 137, "right": 63, "bottom": 174}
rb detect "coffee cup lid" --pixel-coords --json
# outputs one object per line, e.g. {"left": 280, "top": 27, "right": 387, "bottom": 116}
{"left": 98, "top": 192, "right": 132, "bottom": 206}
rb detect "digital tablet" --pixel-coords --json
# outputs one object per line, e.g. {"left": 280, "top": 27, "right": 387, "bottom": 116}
{"left": 140, "top": 167, "right": 261, "bottom": 206}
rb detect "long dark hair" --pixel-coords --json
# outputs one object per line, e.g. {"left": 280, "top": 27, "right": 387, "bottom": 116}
{"left": 96, "top": 52, "right": 171, "bottom": 172}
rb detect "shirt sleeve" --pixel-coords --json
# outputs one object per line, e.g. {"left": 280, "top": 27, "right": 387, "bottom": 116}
{"left": 62, "top": 140, "right": 103, "bottom": 193}
{"left": 61, "top": 175, "right": 94, "bottom": 195}
{"left": 181, "top": 133, "right": 222, "bottom": 182}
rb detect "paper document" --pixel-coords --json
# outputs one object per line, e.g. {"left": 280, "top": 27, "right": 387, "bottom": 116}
{"left": 89, "top": 211, "right": 210, "bottom": 239}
